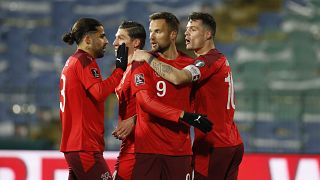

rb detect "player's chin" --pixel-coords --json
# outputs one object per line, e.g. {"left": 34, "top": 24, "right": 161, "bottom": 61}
{"left": 185, "top": 44, "right": 193, "bottom": 50}
{"left": 151, "top": 46, "right": 158, "bottom": 52}
{"left": 96, "top": 51, "right": 105, "bottom": 58}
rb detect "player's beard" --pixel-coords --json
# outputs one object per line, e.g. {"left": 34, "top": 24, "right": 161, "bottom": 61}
{"left": 95, "top": 46, "right": 106, "bottom": 59}
{"left": 95, "top": 50, "right": 105, "bottom": 58}
{"left": 152, "top": 43, "right": 170, "bottom": 54}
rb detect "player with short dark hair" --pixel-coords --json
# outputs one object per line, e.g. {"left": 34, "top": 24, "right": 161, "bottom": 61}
{"left": 130, "top": 12, "right": 212, "bottom": 180}
{"left": 59, "top": 17, "right": 128, "bottom": 180}
{"left": 118, "top": 21, "right": 146, "bottom": 50}
{"left": 111, "top": 20, "right": 146, "bottom": 180}
{"left": 149, "top": 11, "right": 180, "bottom": 33}
{"left": 133, "top": 12, "right": 244, "bottom": 180}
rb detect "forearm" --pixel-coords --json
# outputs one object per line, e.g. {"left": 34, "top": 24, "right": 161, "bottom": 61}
{"left": 88, "top": 68, "right": 124, "bottom": 102}
{"left": 148, "top": 56, "right": 192, "bottom": 85}
{"left": 136, "top": 90, "right": 183, "bottom": 122}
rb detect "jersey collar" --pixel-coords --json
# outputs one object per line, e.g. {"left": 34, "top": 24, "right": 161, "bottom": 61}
{"left": 76, "top": 49, "right": 95, "bottom": 61}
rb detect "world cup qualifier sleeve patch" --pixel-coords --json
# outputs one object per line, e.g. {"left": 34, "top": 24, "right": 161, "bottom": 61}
{"left": 194, "top": 59, "right": 205, "bottom": 67}
{"left": 91, "top": 68, "right": 100, "bottom": 78}
{"left": 134, "top": 73, "right": 145, "bottom": 86}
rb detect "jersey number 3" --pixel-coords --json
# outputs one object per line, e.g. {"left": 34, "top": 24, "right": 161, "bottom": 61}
{"left": 60, "top": 74, "right": 66, "bottom": 112}
{"left": 225, "top": 72, "right": 235, "bottom": 109}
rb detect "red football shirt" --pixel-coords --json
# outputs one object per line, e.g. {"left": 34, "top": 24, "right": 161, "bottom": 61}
{"left": 59, "top": 49, "right": 123, "bottom": 152}
{"left": 115, "top": 63, "right": 136, "bottom": 154}
{"left": 131, "top": 53, "right": 194, "bottom": 155}
{"left": 192, "top": 49, "right": 243, "bottom": 147}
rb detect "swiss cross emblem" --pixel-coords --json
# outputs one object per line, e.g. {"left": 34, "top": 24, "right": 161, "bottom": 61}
{"left": 134, "top": 73, "right": 145, "bottom": 86}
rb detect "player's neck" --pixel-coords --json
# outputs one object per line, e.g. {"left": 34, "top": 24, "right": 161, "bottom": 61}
{"left": 128, "top": 54, "right": 134, "bottom": 64}
{"left": 78, "top": 46, "right": 95, "bottom": 58}
{"left": 159, "top": 44, "right": 179, "bottom": 60}
{"left": 194, "top": 41, "right": 215, "bottom": 57}
{"left": 129, "top": 48, "right": 140, "bottom": 64}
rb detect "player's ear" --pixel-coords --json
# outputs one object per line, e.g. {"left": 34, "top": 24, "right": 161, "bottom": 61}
{"left": 205, "top": 30, "right": 212, "bottom": 40}
{"left": 133, "top": 39, "right": 141, "bottom": 49}
{"left": 170, "top": 30, "right": 177, "bottom": 40}
{"left": 83, "top": 34, "right": 92, "bottom": 45}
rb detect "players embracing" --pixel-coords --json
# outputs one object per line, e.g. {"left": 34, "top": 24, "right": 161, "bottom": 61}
{"left": 132, "top": 12, "right": 244, "bottom": 180}
{"left": 111, "top": 12, "right": 212, "bottom": 180}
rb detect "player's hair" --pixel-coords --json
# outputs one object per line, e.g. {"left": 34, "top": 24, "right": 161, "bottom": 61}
{"left": 188, "top": 12, "right": 216, "bottom": 39}
{"left": 62, "top": 18, "right": 103, "bottom": 45}
{"left": 119, "top": 21, "right": 146, "bottom": 49}
{"left": 149, "top": 12, "right": 180, "bottom": 33}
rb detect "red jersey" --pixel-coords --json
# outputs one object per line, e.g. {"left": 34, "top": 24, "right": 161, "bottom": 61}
{"left": 131, "top": 53, "right": 194, "bottom": 155}
{"left": 192, "top": 49, "right": 242, "bottom": 147}
{"left": 115, "top": 63, "right": 136, "bottom": 154}
{"left": 60, "top": 49, "right": 123, "bottom": 152}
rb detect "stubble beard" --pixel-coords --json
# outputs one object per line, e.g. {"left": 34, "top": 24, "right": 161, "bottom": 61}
{"left": 152, "top": 43, "right": 170, "bottom": 54}
{"left": 95, "top": 49, "right": 105, "bottom": 59}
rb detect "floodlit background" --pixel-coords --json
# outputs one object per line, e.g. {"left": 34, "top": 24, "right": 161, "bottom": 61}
{"left": 0, "top": 0, "right": 319, "bottom": 179}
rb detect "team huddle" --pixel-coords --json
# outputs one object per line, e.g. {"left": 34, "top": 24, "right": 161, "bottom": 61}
{"left": 59, "top": 11, "right": 243, "bottom": 180}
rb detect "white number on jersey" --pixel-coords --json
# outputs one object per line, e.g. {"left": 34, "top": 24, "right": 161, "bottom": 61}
{"left": 60, "top": 74, "right": 66, "bottom": 112}
{"left": 225, "top": 72, "right": 235, "bottom": 109}
{"left": 156, "top": 81, "right": 166, "bottom": 97}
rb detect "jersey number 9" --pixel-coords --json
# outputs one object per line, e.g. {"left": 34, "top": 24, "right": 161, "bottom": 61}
{"left": 156, "top": 81, "right": 166, "bottom": 97}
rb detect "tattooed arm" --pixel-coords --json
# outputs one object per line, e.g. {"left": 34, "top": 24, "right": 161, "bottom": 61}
{"left": 132, "top": 50, "right": 193, "bottom": 85}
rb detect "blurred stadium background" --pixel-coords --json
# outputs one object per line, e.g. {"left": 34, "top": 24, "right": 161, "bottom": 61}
{"left": 0, "top": 0, "right": 319, "bottom": 179}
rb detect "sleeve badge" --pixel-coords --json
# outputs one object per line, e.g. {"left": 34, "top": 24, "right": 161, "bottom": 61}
{"left": 90, "top": 68, "right": 100, "bottom": 78}
{"left": 194, "top": 59, "right": 205, "bottom": 67}
{"left": 134, "top": 73, "right": 145, "bottom": 86}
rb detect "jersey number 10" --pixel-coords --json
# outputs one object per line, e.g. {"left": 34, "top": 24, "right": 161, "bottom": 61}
{"left": 225, "top": 72, "right": 235, "bottom": 109}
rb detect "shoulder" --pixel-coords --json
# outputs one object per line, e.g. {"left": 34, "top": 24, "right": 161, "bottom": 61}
{"left": 131, "top": 61, "right": 148, "bottom": 72}
{"left": 178, "top": 51, "right": 193, "bottom": 61}
{"left": 73, "top": 51, "right": 95, "bottom": 68}
{"left": 175, "top": 52, "right": 194, "bottom": 67}
{"left": 202, "top": 49, "right": 225, "bottom": 62}
{"left": 196, "top": 49, "right": 226, "bottom": 66}
{"left": 187, "top": 49, "right": 227, "bottom": 76}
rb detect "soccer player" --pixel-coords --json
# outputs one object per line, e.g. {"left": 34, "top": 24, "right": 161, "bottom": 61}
{"left": 111, "top": 20, "right": 146, "bottom": 180}
{"left": 133, "top": 12, "right": 244, "bottom": 180}
{"left": 59, "top": 18, "right": 128, "bottom": 180}
{"left": 130, "top": 12, "right": 212, "bottom": 180}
